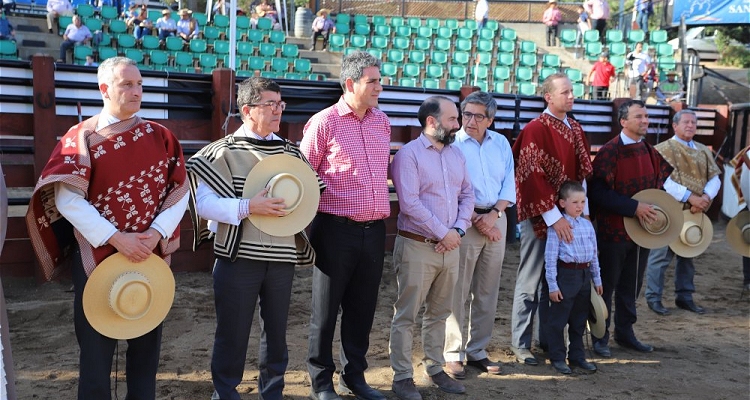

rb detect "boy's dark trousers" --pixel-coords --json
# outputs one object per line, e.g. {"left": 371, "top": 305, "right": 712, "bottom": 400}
{"left": 547, "top": 265, "right": 591, "bottom": 363}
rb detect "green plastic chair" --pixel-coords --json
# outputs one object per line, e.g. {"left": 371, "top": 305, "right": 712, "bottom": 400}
{"left": 399, "top": 77, "right": 417, "bottom": 87}
{"left": 560, "top": 29, "right": 577, "bottom": 47}
{"left": 165, "top": 36, "right": 184, "bottom": 51}
{"left": 284, "top": 72, "right": 304, "bottom": 80}
{"left": 260, "top": 71, "right": 277, "bottom": 78}
{"left": 374, "top": 24, "right": 391, "bottom": 37}
{"left": 444, "top": 19, "right": 458, "bottom": 32}
{"left": 565, "top": 68, "right": 583, "bottom": 82}
{"left": 100, "top": 6, "right": 118, "bottom": 20}
{"left": 538, "top": 67, "right": 557, "bottom": 82}
{"left": 237, "top": 70, "right": 254, "bottom": 77}
{"left": 344, "top": 47, "right": 358, "bottom": 57}
{"left": 236, "top": 15, "right": 250, "bottom": 30}
{"left": 390, "top": 16, "right": 403, "bottom": 27}
{"left": 97, "top": 46, "right": 117, "bottom": 61}
{"left": 436, "top": 26, "right": 453, "bottom": 40}
{"left": 124, "top": 48, "right": 144, "bottom": 65}
{"left": 349, "top": 34, "right": 367, "bottom": 49}
{"left": 0, "top": 40, "right": 17, "bottom": 59}
{"left": 519, "top": 53, "right": 537, "bottom": 67}
{"left": 237, "top": 41, "right": 255, "bottom": 56}
{"left": 58, "top": 15, "right": 73, "bottom": 32}
{"left": 650, "top": 29, "right": 668, "bottom": 44}
{"left": 658, "top": 56, "right": 676, "bottom": 71}
{"left": 408, "top": 50, "right": 426, "bottom": 64}
{"left": 149, "top": 49, "right": 169, "bottom": 68}
{"left": 269, "top": 30, "right": 286, "bottom": 45}
{"left": 189, "top": 38, "right": 208, "bottom": 54}
{"left": 270, "top": 57, "right": 289, "bottom": 73}
{"left": 294, "top": 58, "right": 312, "bottom": 74}
{"left": 583, "top": 29, "right": 600, "bottom": 43}
{"left": 73, "top": 45, "right": 93, "bottom": 64}
{"left": 193, "top": 12, "right": 207, "bottom": 27}
{"left": 200, "top": 53, "right": 218, "bottom": 73}
{"left": 500, "top": 28, "right": 517, "bottom": 41}
{"left": 98, "top": 32, "right": 112, "bottom": 47}
{"left": 402, "top": 62, "right": 420, "bottom": 79}
{"left": 572, "top": 82, "right": 585, "bottom": 98}
{"left": 445, "top": 79, "right": 462, "bottom": 90}
{"left": 585, "top": 41, "right": 603, "bottom": 60}
{"left": 493, "top": 81, "right": 508, "bottom": 94}
{"left": 456, "top": 27, "right": 473, "bottom": 40}
{"left": 407, "top": 17, "right": 421, "bottom": 29}
{"left": 517, "top": 82, "right": 536, "bottom": 96}
{"left": 497, "top": 52, "right": 514, "bottom": 66}
{"left": 76, "top": 4, "right": 94, "bottom": 18}
{"left": 387, "top": 49, "right": 404, "bottom": 64}
{"left": 213, "top": 40, "right": 230, "bottom": 55}
{"left": 475, "top": 51, "right": 492, "bottom": 66}
{"left": 628, "top": 29, "right": 645, "bottom": 45}
{"left": 425, "top": 64, "right": 444, "bottom": 79}
{"left": 258, "top": 42, "right": 277, "bottom": 57}
{"left": 281, "top": 43, "right": 299, "bottom": 59}
{"left": 485, "top": 20, "right": 499, "bottom": 32}
{"left": 494, "top": 65, "right": 510, "bottom": 82}
{"left": 394, "top": 25, "right": 411, "bottom": 38}
{"left": 116, "top": 33, "right": 137, "bottom": 49}
{"left": 336, "top": 13, "right": 351, "bottom": 25}
{"left": 515, "top": 66, "right": 533, "bottom": 82}
{"left": 381, "top": 62, "right": 398, "bottom": 80}
{"left": 470, "top": 65, "right": 488, "bottom": 80}
{"left": 213, "top": 14, "right": 230, "bottom": 29}
{"left": 455, "top": 38, "right": 472, "bottom": 52}
{"left": 84, "top": 17, "right": 102, "bottom": 32}
{"left": 463, "top": 19, "right": 477, "bottom": 31}
{"left": 392, "top": 36, "right": 410, "bottom": 50}
{"left": 453, "top": 51, "right": 470, "bottom": 65}
{"left": 449, "top": 65, "right": 466, "bottom": 80}
{"left": 256, "top": 17, "right": 273, "bottom": 31}
{"left": 498, "top": 40, "right": 515, "bottom": 54}
{"left": 366, "top": 48, "right": 383, "bottom": 59}
{"left": 413, "top": 37, "right": 430, "bottom": 52}
{"left": 519, "top": 40, "right": 537, "bottom": 54}
{"left": 424, "top": 78, "right": 441, "bottom": 89}
{"left": 430, "top": 50, "right": 448, "bottom": 65}
{"left": 478, "top": 28, "right": 494, "bottom": 41}
{"left": 606, "top": 29, "right": 623, "bottom": 44}
{"left": 476, "top": 39, "right": 493, "bottom": 53}
{"left": 657, "top": 43, "right": 674, "bottom": 57}
{"left": 433, "top": 37, "right": 451, "bottom": 52}
{"left": 426, "top": 18, "right": 440, "bottom": 30}
{"left": 474, "top": 81, "right": 488, "bottom": 92}
{"left": 542, "top": 54, "right": 560, "bottom": 68}
{"left": 328, "top": 33, "right": 346, "bottom": 52}
{"left": 174, "top": 51, "right": 194, "bottom": 71}
{"left": 109, "top": 19, "right": 127, "bottom": 34}
{"left": 372, "top": 15, "right": 386, "bottom": 26}
{"left": 247, "top": 56, "right": 266, "bottom": 71}
{"left": 610, "top": 42, "right": 627, "bottom": 56}
{"left": 147, "top": 9, "right": 162, "bottom": 22}
{"left": 416, "top": 26, "right": 433, "bottom": 39}
{"left": 610, "top": 55, "right": 626, "bottom": 71}
{"left": 309, "top": 73, "right": 326, "bottom": 81}
{"left": 141, "top": 35, "right": 161, "bottom": 51}
{"left": 203, "top": 26, "right": 221, "bottom": 43}
{"left": 334, "top": 23, "right": 349, "bottom": 35}
{"left": 354, "top": 23, "right": 370, "bottom": 36}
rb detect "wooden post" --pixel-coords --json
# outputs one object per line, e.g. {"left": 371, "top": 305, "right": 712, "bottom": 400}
{"left": 211, "top": 68, "right": 237, "bottom": 142}
{"left": 31, "top": 54, "right": 58, "bottom": 180}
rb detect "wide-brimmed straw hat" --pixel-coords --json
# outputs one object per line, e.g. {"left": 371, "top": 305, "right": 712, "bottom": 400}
{"left": 588, "top": 289, "right": 608, "bottom": 339}
{"left": 83, "top": 253, "right": 175, "bottom": 340}
{"left": 242, "top": 154, "right": 320, "bottom": 237}
{"left": 161, "top": 8, "right": 171, "bottom": 15}
{"left": 178, "top": 8, "right": 191, "bottom": 16}
{"left": 316, "top": 8, "right": 330, "bottom": 17}
{"left": 669, "top": 210, "right": 713, "bottom": 257}
{"left": 623, "top": 189, "right": 684, "bottom": 249}
{"left": 727, "top": 209, "right": 750, "bottom": 257}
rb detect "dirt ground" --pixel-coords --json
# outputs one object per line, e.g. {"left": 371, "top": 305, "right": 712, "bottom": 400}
{"left": 4, "top": 218, "right": 749, "bottom": 400}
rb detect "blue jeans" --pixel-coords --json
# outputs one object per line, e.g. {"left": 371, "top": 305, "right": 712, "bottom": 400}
{"left": 637, "top": 11, "right": 650, "bottom": 33}
{"left": 645, "top": 245, "right": 696, "bottom": 303}
{"left": 134, "top": 25, "right": 151, "bottom": 40}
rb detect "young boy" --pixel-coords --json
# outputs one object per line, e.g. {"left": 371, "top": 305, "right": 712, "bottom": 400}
{"left": 544, "top": 180, "right": 603, "bottom": 374}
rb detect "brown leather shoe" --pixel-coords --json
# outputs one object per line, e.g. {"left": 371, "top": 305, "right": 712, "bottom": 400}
{"left": 426, "top": 371, "right": 465, "bottom": 394}
{"left": 444, "top": 361, "right": 466, "bottom": 379}
{"left": 467, "top": 358, "right": 501, "bottom": 375}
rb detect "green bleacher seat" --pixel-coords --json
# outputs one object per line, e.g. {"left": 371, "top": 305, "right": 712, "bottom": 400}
{"left": 542, "top": 54, "right": 560, "bottom": 68}
{"left": 244, "top": 29, "right": 261, "bottom": 44}
{"left": 336, "top": 13, "right": 351, "bottom": 25}
{"left": 124, "top": 48, "right": 144, "bottom": 65}
{"left": 0, "top": 40, "right": 18, "bottom": 59}
{"left": 408, "top": 50, "right": 426, "bottom": 64}
{"left": 565, "top": 68, "right": 583, "bottom": 82}
{"left": 475, "top": 51, "right": 492, "bottom": 66}
{"left": 519, "top": 40, "right": 537, "bottom": 54}
{"left": 426, "top": 18, "right": 439, "bottom": 30}
{"left": 478, "top": 28, "right": 493, "bottom": 41}
{"left": 430, "top": 50, "right": 448, "bottom": 65}
{"left": 83, "top": 17, "right": 102, "bottom": 32}
{"left": 463, "top": 19, "right": 477, "bottom": 31}
{"left": 141, "top": 35, "right": 160, "bottom": 50}
{"left": 485, "top": 20, "right": 499, "bottom": 32}
{"left": 610, "top": 55, "right": 626, "bottom": 71}
{"left": 610, "top": 42, "right": 627, "bottom": 56}
{"left": 402, "top": 63, "right": 420, "bottom": 79}
{"left": 433, "top": 37, "right": 451, "bottom": 52}
{"left": 519, "top": 53, "right": 537, "bottom": 67}
{"left": 221, "top": 54, "right": 240, "bottom": 69}
{"left": 260, "top": 71, "right": 277, "bottom": 78}
{"left": 493, "top": 81, "right": 508, "bottom": 93}
{"left": 284, "top": 72, "right": 304, "bottom": 80}
{"left": 650, "top": 29, "right": 668, "bottom": 44}
{"left": 294, "top": 58, "right": 312, "bottom": 74}
{"left": 165, "top": 36, "right": 184, "bottom": 52}
{"left": 413, "top": 37, "right": 430, "bottom": 51}
{"left": 500, "top": 28, "right": 517, "bottom": 41}
{"left": 515, "top": 66, "right": 533, "bottom": 82}
{"left": 497, "top": 52, "right": 514, "bottom": 66}
{"left": 281, "top": 43, "right": 298, "bottom": 58}
{"left": 366, "top": 48, "right": 383, "bottom": 59}
{"left": 399, "top": 77, "right": 417, "bottom": 87}
{"left": 98, "top": 32, "right": 112, "bottom": 47}
{"left": 199, "top": 53, "right": 217, "bottom": 73}
{"left": 656, "top": 43, "right": 674, "bottom": 57}
{"left": 258, "top": 42, "right": 277, "bottom": 57}
{"left": 237, "top": 70, "right": 254, "bottom": 77}
{"left": 493, "top": 65, "right": 511, "bottom": 82}
{"left": 108, "top": 19, "right": 127, "bottom": 34}
{"left": 407, "top": 17, "right": 421, "bottom": 29}
{"left": 73, "top": 45, "right": 92, "bottom": 64}
{"left": 390, "top": 16, "right": 404, "bottom": 27}
{"left": 606, "top": 29, "right": 623, "bottom": 44}
{"left": 392, "top": 36, "right": 410, "bottom": 50}
{"left": 456, "top": 27, "right": 473, "bottom": 40}
{"left": 270, "top": 57, "right": 289, "bottom": 73}
{"left": 417, "top": 26, "right": 433, "bottom": 39}
{"left": 372, "top": 15, "right": 386, "bottom": 26}
{"left": 76, "top": 3, "right": 94, "bottom": 17}
{"left": 97, "top": 46, "right": 117, "bottom": 61}
{"left": 436, "top": 26, "right": 452, "bottom": 39}
{"left": 474, "top": 81, "right": 488, "bottom": 92}
{"left": 424, "top": 78, "right": 441, "bottom": 89}
{"left": 238, "top": 41, "right": 254, "bottom": 56}
{"left": 247, "top": 56, "right": 266, "bottom": 71}
{"left": 471, "top": 64, "right": 488, "bottom": 80}
{"left": 583, "top": 30, "right": 599, "bottom": 43}
{"left": 147, "top": 9, "right": 162, "bottom": 22}
{"left": 174, "top": 51, "right": 194, "bottom": 72}
{"left": 628, "top": 29, "right": 645, "bottom": 45}
{"left": 213, "top": 40, "right": 230, "bottom": 55}
{"left": 476, "top": 39, "right": 493, "bottom": 53}
{"left": 213, "top": 14, "right": 230, "bottom": 29}
{"left": 381, "top": 62, "right": 398, "bottom": 81}
{"left": 193, "top": 12, "right": 207, "bottom": 26}
{"left": 335, "top": 23, "right": 350, "bottom": 35}
{"left": 308, "top": 73, "right": 326, "bottom": 81}
{"left": 572, "top": 82, "right": 585, "bottom": 98}
{"left": 256, "top": 17, "right": 273, "bottom": 31}
{"left": 444, "top": 19, "right": 459, "bottom": 32}
{"left": 426, "top": 64, "right": 444, "bottom": 79}
{"left": 149, "top": 49, "right": 169, "bottom": 69}
{"left": 585, "top": 42, "right": 602, "bottom": 60}
{"left": 453, "top": 51, "right": 470, "bottom": 65}
{"left": 539, "top": 67, "right": 557, "bottom": 82}
{"left": 349, "top": 34, "right": 367, "bottom": 49}
{"left": 449, "top": 65, "right": 466, "bottom": 80}
{"left": 560, "top": 29, "right": 577, "bottom": 47}
{"left": 387, "top": 49, "right": 404, "bottom": 64}
{"left": 455, "top": 38, "right": 472, "bottom": 52}
{"left": 58, "top": 15, "right": 73, "bottom": 32}
{"left": 518, "top": 82, "right": 536, "bottom": 96}
{"left": 374, "top": 24, "right": 391, "bottom": 37}
{"left": 203, "top": 26, "right": 221, "bottom": 43}
{"left": 498, "top": 39, "right": 515, "bottom": 54}
{"left": 394, "top": 25, "right": 411, "bottom": 38}
{"left": 236, "top": 15, "right": 250, "bottom": 30}
{"left": 353, "top": 14, "right": 368, "bottom": 26}
{"left": 190, "top": 38, "right": 208, "bottom": 54}
{"left": 354, "top": 24, "right": 370, "bottom": 36}
{"left": 269, "top": 30, "right": 286, "bottom": 45}
{"left": 116, "top": 33, "right": 137, "bottom": 49}
{"left": 328, "top": 33, "right": 346, "bottom": 52}
{"left": 445, "top": 79, "right": 462, "bottom": 90}
{"left": 658, "top": 56, "right": 676, "bottom": 71}
{"left": 100, "top": 5, "right": 118, "bottom": 20}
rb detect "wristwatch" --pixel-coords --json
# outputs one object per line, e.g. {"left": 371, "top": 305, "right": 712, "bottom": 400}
{"left": 454, "top": 227, "right": 465, "bottom": 238}
{"left": 491, "top": 206, "right": 502, "bottom": 217}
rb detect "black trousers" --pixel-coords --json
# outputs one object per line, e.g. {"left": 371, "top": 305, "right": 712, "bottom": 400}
{"left": 311, "top": 30, "right": 330, "bottom": 50}
{"left": 307, "top": 214, "right": 385, "bottom": 392}
{"left": 547, "top": 267, "right": 591, "bottom": 362}
{"left": 72, "top": 249, "right": 162, "bottom": 400}
{"left": 546, "top": 25, "right": 558, "bottom": 46}
{"left": 593, "top": 86, "right": 610, "bottom": 100}
{"left": 594, "top": 240, "right": 649, "bottom": 345}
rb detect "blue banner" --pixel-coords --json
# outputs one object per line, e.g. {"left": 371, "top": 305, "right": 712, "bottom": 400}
{"left": 672, "top": 0, "right": 750, "bottom": 25}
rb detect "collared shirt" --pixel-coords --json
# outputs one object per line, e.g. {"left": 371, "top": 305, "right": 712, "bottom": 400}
{"left": 585, "top": 0, "right": 609, "bottom": 19}
{"left": 627, "top": 51, "right": 652, "bottom": 78}
{"left": 64, "top": 23, "right": 92, "bottom": 43}
{"left": 177, "top": 18, "right": 199, "bottom": 37}
{"left": 392, "top": 134, "right": 474, "bottom": 241}
{"left": 453, "top": 128, "right": 515, "bottom": 208}
{"left": 300, "top": 96, "right": 391, "bottom": 222}
{"left": 662, "top": 136, "right": 721, "bottom": 202}
{"left": 55, "top": 111, "right": 189, "bottom": 247}
{"left": 312, "top": 16, "right": 334, "bottom": 32}
{"left": 47, "top": 0, "right": 72, "bottom": 14}
{"left": 543, "top": 7, "right": 562, "bottom": 26}
{"left": 544, "top": 213, "right": 602, "bottom": 293}
{"left": 475, "top": 0, "right": 488, "bottom": 21}
{"left": 195, "top": 125, "right": 282, "bottom": 230}
{"left": 155, "top": 16, "right": 177, "bottom": 31}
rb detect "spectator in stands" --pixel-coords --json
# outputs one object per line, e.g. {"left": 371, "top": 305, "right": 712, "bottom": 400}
{"left": 587, "top": 52, "right": 616, "bottom": 100}
{"left": 46, "top": 0, "right": 74, "bottom": 34}
{"left": 655, "top": 71, "right": 683, "bottom": 104}
{"left": 212, "top": 0, "right": 225, "bottom": 16}
{"left": 542, "top": 0, "right": 562, "bottom": 47}
{"left": 84, "top": 54, "right": 98, "bottom": 66}
{"left": 576, "top": 5, "right": 590, "bottom": 46}
{"left": 2, "top": 0, "right": 15, "bottom": 17}
{"left": 475, "top": 0, "right": 488, "bottom": 31}
{"left": 310, "top": 8, "right": 333, "bottom": 52}
{"left": 626, "top": 42, "right": 653, "bottom": 100}
{"left": 584, "top": 0, "right": 608, "bottom": 44}
{"left": 122, "top": 3, "right": 138, "bottom": 19}
{"left": 636, "top": 0, "right": 654, "bottom": 35}
{"left": 176, "top": 8, "right": 199, "bottom": 42}
{"left": 0, "top": 13, "right": 15, "bottom": 41}
{"left": 127, "top": 4, "right": 152, "bottom": 40}
{"left": 256, "top": 0, "right": 277, "bottom": 23}
{"left": 59, "top": 14, "right": 92, "bottom": 63}
{"left": 155, "top": 8, "right": 177, "bottom": 40}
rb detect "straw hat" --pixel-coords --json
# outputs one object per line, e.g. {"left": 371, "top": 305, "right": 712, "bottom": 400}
{"left": 161, "top": 8, "right": 171, "bottom": 15}
{"left": 623, "top": 189, "right": 684, "bottom": 249}
{"left": 316, "top": 8, "right": 330, "bottom": 17}
{"left": 83, "top": 253, "right": 175, "bottom": 340}
{"left": 178, "top": 8, "right": 191, "bottom": 16}
{"left": 242, "top": 154, "right": 320, "bottom": 237}
{"left": 588, "top": 289, "right": 608, "bottom": 339}
{"left": 727, "top": 209, "right": 750, "bottom": 257}
{"left": 669, "top": 210, "right": 713, "bottom": 257}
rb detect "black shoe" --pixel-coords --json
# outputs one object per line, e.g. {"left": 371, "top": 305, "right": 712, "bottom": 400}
{"left": 647, "top": 300, "right": 671, "bottom": 316}
{"left": 569, "top": 359, "right": 597, "bottom": 373}
{"left": 615, "top": 337, "right": 654, "bottom": 353}
{"left": 675, "top": 299, "right": 705, "bottom": 314}
{"left": 310, "top": 389, "right": 342, "bottom": 400}
{"left": 551, "top": 360, "right": 571, "bottom": 374}
{"left": 593, "top": 341, "right": 611, "bottom": 358}
{"left": 48, "top": 28, "right": 53, "bottom": 33}
{"left": 466, "top": 358, "right": 501, "bottom": 375}
{"left": 339, "top": 380, "right": 386, "bottom": 400}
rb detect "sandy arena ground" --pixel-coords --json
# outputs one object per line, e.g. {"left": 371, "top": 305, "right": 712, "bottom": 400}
{"left": 4, "top": 219, "right": 749, "bottom": 399}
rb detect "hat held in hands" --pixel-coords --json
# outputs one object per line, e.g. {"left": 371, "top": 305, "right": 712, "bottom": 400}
{"left": 624, "top": 189, "right": 683, "bottom": 249}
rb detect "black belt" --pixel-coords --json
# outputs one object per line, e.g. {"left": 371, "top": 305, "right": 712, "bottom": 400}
{"left": 474, "top": 207, "right": 493, "bottom": 214}
{"left": 558, "top": 261, "right": 591, "bottom": 270}
{"left": 320, "top": 213, "right": 380, "bottom": 228}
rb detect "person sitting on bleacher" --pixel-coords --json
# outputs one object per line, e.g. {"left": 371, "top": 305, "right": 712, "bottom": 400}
{"left": 59, "top": 14, "right": 92, "bottom": 63}
{"left": 155, "top": 8, "right": 177, "bottom": 40}
{"left": 127, "top": 4, "right": 152, "bottom": 40}
{"left": 176, "top": 8, "right": 198, "bottom": 42}
{"left": 2, "top": 0, "right": 15, "bottom": 17}
{"left": 0, "top": 12, "right": 15, "bottom": 41}
{"left": 655, "top": 71, "right": 684, "bottom": 104}
{"left": 46, "top": 0, "right": 73, "bottom": 34}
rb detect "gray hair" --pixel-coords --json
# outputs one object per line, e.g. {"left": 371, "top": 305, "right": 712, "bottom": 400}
{"left": 237, "top": 76, "right": 281, "bottom": 107}
{"left": 461, "top": 91, "right": 496, "bottom": 119}
{"left": 673, "top": 109, "right": 696, "bottom": 124}
{"left": 97, "top": 56, "right": 137, "bottom": 86}
{"left": 339, "top": 50, "right": 381, "bottom": 91}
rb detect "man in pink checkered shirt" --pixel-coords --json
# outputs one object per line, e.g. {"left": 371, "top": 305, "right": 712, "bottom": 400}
{"left": 300, "top": 50, "right": 391, "bottom": 400}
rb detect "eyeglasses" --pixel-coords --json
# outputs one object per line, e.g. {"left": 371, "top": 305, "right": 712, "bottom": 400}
{"left": 462, "top": 112, "right": 487, "bottom": 122}
{"left": 247, "top": 101, "right": 286, "bottom": 111}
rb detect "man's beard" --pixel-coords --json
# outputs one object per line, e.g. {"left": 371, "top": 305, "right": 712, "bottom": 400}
{"left": 434, "top": 124, "right": 457, "bottom": 145}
